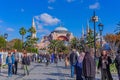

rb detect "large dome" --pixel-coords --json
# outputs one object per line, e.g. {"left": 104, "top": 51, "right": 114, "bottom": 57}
{"left": 55, "top": 26, "right": 68, "bottom": 31}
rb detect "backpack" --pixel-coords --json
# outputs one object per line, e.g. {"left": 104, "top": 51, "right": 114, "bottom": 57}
{"left": 27, "top": 56, "right": 30, "bottom": 65}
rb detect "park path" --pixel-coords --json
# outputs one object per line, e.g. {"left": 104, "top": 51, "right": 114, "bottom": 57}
{"left": 0, "top": 60, "right": 73, "bottom": 80}
{"left": 0, "top": 60, "right": 119, "bottom": 80}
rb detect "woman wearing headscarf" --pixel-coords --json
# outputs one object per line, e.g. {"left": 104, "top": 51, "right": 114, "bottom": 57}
{"left": 82, "top": 52, "right": 96, "bottom": 80}
{"left": 76, "top": 51, "right": 85, "bottom": 80}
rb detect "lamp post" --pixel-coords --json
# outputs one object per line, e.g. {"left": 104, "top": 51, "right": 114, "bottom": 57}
{"left": 98, "top": 23, "right": 104, "bottom": 54}
{"left": 4, "top": 33, "right": 8, "bottom": 51}
{"left": 91, "top": 11, "right": 98, "bottom": 58}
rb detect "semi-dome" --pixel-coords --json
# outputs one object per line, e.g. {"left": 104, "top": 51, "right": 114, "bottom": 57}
{"left": 54, "top": 26, "right": 68, "bottom": 31}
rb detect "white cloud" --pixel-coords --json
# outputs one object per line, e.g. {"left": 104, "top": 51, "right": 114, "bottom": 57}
{"left": 67, "top": 0, "right": 75, "bottom": 3}
{"left": 89, "top": 2, "right": 100, "bottom": 9}
{"left": 35, "top": 13, "right": 60, "bottom": 26}
{"left": 21, "top": 8, "right": 24, "bottom": 12}
{"left": 34, "top": 13, "right": 60, "bottom": 35}
{"left": 48, "top": 0, "right": 55, "bottom": 3}
{"left": 40, "top": 13, "right": 60, "bottom": 25}
{"left": 48, "top": 6, "right": 54, "bottom": 10}
{"left": 6, "top": 28, "right": 14, "bottom": 32}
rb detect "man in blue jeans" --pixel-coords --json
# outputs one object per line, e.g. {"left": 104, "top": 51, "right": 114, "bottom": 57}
{"left": 6, "top": 52, "right": 15, "bottom": 77}
{"left": 69, "top": 49, "right": 78, "bottom": 78}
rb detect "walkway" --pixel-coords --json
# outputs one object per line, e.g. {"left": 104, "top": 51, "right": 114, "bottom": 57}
{"left": 0, "top": 60, "right": 119, "bottom": 80}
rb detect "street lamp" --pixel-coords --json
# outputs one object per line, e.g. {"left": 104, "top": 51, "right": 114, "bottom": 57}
{"left": 4, "top": 33, "right": 8, "bottom": 51}
{"left": 98, "top": 23, "right": 104, "bottom": 54}
{"left": 91, "top": 11, "right": 98, "bottom": 58}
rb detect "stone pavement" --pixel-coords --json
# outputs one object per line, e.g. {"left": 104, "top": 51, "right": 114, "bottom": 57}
{"left": 0, "top": 60, "right": 119, "bottom": 80}
{"left": 0, "top": 61, "right": 74, "bottom": 80}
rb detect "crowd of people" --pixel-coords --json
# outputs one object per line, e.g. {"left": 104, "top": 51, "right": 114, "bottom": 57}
{"left": 2, "top": 50, "right": 65, "bottom": 78}
{"left": 0, "top": 48, "right": 120, "bottom": 80}
{"left": 5, "top": 50, "right": 31, "bottom": 77}
{"left": 67, "top": 49, "right": 120, "bottom": 80}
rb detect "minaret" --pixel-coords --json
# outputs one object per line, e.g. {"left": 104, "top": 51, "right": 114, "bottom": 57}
{"left": 86, "top": 20, "right": 90, "bottom": 34}
{"left": 82, "top": 25, "right": 84, "bottom": 38}
{"left": 32, "top": 18, "right": 37, "bottom": 38}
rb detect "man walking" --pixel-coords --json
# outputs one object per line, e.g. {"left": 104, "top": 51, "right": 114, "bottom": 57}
{"left": 22, "top": 52, "right": 30, "bottom": 76}
{"left": 6, "top": 52, "right": 15, "bottom": 77}
{"left": 69, "top": 49, "right": 78, "bottom": 78}
{"left": 12, "top": 49, "right": 19, "bottom": 75}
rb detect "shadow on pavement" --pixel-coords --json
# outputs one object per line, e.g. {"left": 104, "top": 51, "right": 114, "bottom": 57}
{"left": 43, "top": 72, "right": 69, "bottom": 77}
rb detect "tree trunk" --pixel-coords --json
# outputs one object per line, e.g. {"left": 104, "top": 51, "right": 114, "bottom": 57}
{"left": 22, "top": 35, "right": 24, "bottom": 49}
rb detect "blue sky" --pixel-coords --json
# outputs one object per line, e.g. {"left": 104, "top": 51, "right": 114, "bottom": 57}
{"left": 0, "top": 0, "right": 120, "bottom": 41}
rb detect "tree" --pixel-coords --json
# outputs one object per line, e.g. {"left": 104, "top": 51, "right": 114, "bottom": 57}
{"left": 24, "top": 26, "right": 39, "bottom": 53}
{"left": 28, "top": 27, "right": 36, "bottom": 37}
{"left": 19, "top": 27, "right": 26, "bottom": 48}
{"left": 0, "top": 36, "right": 6, "bottom": 50}
{"left": 48, "top": 40, "right": 59, "bottom": 53}
{"left": 70, "top": 37, "right": 78, "bottom": 49}
{"left": 104, "top": 34, "right": 120, "bottom": 54}
{"left": 114, "top": 21, "right": 120, "bottom": 35}
{"left": 85, "top": 29, "right": 94, "bottom": 48}
{"left": 48, "top": 40, "right": 68, "bottom": 54}
{"left": 13, "top": 39, "right": 22, "bottom": 51}
{"left": 7, "top": 39, "right": 18, "bottom": 50}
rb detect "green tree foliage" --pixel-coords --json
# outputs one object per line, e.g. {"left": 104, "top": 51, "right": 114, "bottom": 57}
{"left": 28, "top": 27, "right": 36, "bottom": 36}
{"left": 48, "top": 40, "right": 68, "bottom": 54}
{"left": 13, "top": 39, "right": 22, "bottom": 51}
{"left": 114, "top": 21, "right": 120, "bottom": 35}
{"left": 19, "top": 27, "right": 26, "bottom": 48}
{"left": 23, "top": 26, "right": 39, "bottom": 53}
{"left": 70, "top": 37, "right": 85, "bottom": 52}
{"left": 86, "top": 29, "right": 94, "bottom": 48}
{"left": 70, "top": 37, "right": 78, "bottom": 49}
{"left": 0, "top": 36, "right": 6, "bottom": 50}
{"left": 19, "top": 27, "right": 26, "bottom": 42}
{"left": 26, "top": 47, "right": 38, "bottom": 53}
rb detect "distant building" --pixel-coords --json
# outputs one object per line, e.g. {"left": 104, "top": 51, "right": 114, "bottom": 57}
{"left": 38, "top": 26, "right": 74, "bottom": 49}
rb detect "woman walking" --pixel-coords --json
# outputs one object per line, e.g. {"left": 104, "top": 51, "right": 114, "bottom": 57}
{"left": 76, "top": 51, "right": 85, "bottom": 80}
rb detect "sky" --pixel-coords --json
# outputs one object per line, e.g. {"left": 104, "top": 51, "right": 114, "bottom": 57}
{"left": 0, "top": 0, "right": 120, "bottom": 41}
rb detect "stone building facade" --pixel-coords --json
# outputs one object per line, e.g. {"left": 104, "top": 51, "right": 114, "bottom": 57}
{"left": 38, "top": 26, "right": 74, "bottom": 49}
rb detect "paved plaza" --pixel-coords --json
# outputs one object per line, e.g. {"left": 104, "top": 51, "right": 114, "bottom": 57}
{"left": 0, "top": 60, "right": 119, "bottom": 80}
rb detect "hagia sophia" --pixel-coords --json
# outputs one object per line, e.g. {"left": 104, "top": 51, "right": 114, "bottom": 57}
{"left": 38, "top": 26, "right": 74, "bottom": 49}
{"left": 31, "top": 18, "right": 74, "bottom": 49}
{"left": 31, "top": 18, "right": 105, "bottom": 49}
